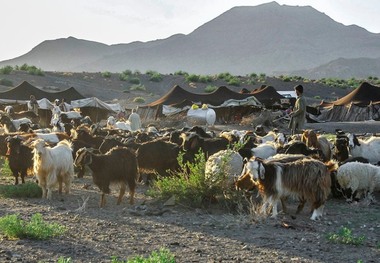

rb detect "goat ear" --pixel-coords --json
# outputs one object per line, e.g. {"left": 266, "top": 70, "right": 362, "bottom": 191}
{"left": 243, "top": 157, "right": 249, "bottom": 164}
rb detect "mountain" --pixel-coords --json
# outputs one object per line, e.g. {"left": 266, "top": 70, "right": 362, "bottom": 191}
{"left": 289, "top": 57, "right": 380, "bottom": 79}
{"left": 1, "top": 2, "right": 380, "bottom": 77}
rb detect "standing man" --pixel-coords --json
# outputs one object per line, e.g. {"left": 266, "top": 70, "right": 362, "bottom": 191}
{"left": 288, "top": 84, "right": 307, "bottom": 135}
{"left": 28, "top": 95, "right": 39, "bottom": 115}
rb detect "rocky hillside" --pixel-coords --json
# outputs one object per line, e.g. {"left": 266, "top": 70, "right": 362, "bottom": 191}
{"left": 1, "top": 2, "right": 380, "bottom": 78}
{"left": 0, "top": 70, "right": 353, "bottom": 108}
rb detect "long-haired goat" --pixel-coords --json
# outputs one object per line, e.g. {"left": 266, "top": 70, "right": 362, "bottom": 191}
{"left": 74, "top": 146, "right": 138, "bottom": 207}
{"left": 32, "top": 139, "right": 74, "bottom": 199}
{"left": 302, "top": 129, "right": 332, "bottom": 161}
{"left": 239, "top": 157, "right": 337, "bottom": 220}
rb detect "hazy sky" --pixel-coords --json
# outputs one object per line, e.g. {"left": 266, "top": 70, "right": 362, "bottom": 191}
{"left": 1, "top": 0, "right": 379, "bottom": 62}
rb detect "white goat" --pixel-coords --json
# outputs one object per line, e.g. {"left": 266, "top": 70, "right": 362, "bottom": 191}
{"left": 205, "top": 149, "right": 243, "bottom": 187}
{"left": 32, "top": 139, "right": 74, "bottom": 199}
{"left": 107, "top": 116, "right": 131, "bottom": 131}
{"left": 336, "top": 162, "right": 380, "bottom": 202}
{"left": 251, "top": 141, "right": 277, "bottom": 159}
{"left": 347, "top": 133, "right": 380, "bottom": 164}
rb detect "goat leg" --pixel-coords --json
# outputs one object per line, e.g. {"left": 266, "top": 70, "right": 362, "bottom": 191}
{"left": 117, "top": 183, "right": 126, "bottom": 205}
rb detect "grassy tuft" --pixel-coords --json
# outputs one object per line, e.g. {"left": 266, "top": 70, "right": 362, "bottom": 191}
{"left": 111, "top": 248, "right": 175, "bottom": 263}
{"left": 0, "top": 182, "right": 42, "bottom": 198}
{"left": 0, "top": 213, "right": 66, "bottom": 240}
{"left": 327, "top": 226, "right": 365, "bottom": 246}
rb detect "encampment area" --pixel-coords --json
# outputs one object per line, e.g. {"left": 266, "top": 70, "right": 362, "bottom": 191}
{"left": 0, "top": 77, "right": 379, "bottom": 263}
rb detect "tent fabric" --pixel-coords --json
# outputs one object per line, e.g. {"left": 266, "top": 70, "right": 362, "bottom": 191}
{"left": 310, "top": 82, "right": 380, "bottom": 122}
{"left": 0, "top": 81, "right": 84, "bottom": 102}
{"left": 329, "top": 82, "right": 380, "bottom": 106}
{"left": 250, "top": 85, "right": 286, "bottom": 107}
{"left": 146, "top": 85, "right": 261, "bottom": 108}
{"left": 71, "top": 97, "right": 121, "bottom": 113}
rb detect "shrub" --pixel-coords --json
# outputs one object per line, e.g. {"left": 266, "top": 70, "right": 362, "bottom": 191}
{"left": 129, "top": 77, "right": 141, "bottom": 84}
{"left": 204, "top": 85, "right": 218, "bottom": 93}
{"left": 57, "top": 257, "right": 73, "bottom": 263}
{"left": 133, "top": 97, "right": 145, "bottom": 103}
{"left": 217, "top": 72, "right": 232, "bottom": 81}
{"left": 0, "top": 213, "right": 66, "bottom": 240}
{"left": 112, "top": 248, "right": 175, "bottom": 263}
{"left": 199, "top": 75, "right": 212, "bottom": 83}
{"left": 327, "top": 227, "right": 365, "bottom": 246}
{"left": 149, "top": 73, "right": 162, "bottom": 82}
{"left": 129, "top": 84, "right": 146, "bottom": 91}
{"left": 27, "top": 66, "right": 44, "bottom": 76}
{"left": 228, "top": 77, "right": 241, "bottom": 87}
{"left": 19, "top": 63, "right": 29, "bottom": 71}
{"left": 0, "top": 159, "right": 12, "bottom": 177}
{"left": 174, "top": 70, "right": 188, "bottom": 76}
{"left": 119, "top": 74, "right": 129, "bottom": 81}
{"left": 147, "top": 150, "right": 245, "bottom": 209}
{"left": 0, "top": 78, "right": 13, "bottom": 86}
{"left": 102, "top": 71, "right": 112, "bottom": 78}
{"left": 0, "top": 65, "right": 13, "bottom": 74}
{"left": 122, "top": 69, "right": 133, "bottom": 76}
{"left": 185, "top": 74, "right": 199, "bottom": 83}
{"left": 0, "top": 182, "right": 42, "bottom": 198}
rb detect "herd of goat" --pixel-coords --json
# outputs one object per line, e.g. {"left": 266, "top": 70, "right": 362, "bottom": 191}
{"left": 1, "top": 108, "right": 380, "bottom": 220}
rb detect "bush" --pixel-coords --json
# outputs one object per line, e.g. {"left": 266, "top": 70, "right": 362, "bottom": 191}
{"left": 185, "top": 74, "right": 199, "bottom": 83}
{"left": 102, "top": 71, "right": 112, "bottom": 78}
{"left": 217, "top": 72, "right": 232, "bottom": 81}
{"left": 0, "top": 78, "right": 13, "bottom": 86}
{"left": 0, "top": 213, "right": 66, "bottom": 240}
{"left": 147, "top": 150, "right": 244, "bottom": 209}
{"left": 27, "top": 66, "right": 44, "bottom": 76}
{"left": 204, "top": 85, "right": 218, "bottom": 93}
{"left": 119, "top": 74, "right": 129, "bottom": 81}
{"left": 149, "top": 73, "right": 163, "bottom": 82}
{"left": 129, "top": 77, "right": 141, "bottom": 84}
{"left": 0, "top": 65, "right": 13, "bottom": 74}
{"left": 112, "top": 248, "right": 175, "bottom": 263}
{"left": 327, "top": 227, "right": 365, "bottom": 246}
{"left": 228, "top": 77, "right": 241, "bottom": 87}
{"left": 129, "top": 84, "right": 146, "bottom": 91}
{"left": 199, "top": 75, "right": 212, "bottom": 83}
{"left": 122, "top": 69, "right": 133, "bottom": 76}
{"left": 19, "top": 63, "right": 29, "bottom": 71}
{"left": 0, "top": 182, "right": 42, "bottom": 198}
{"left": 174, "top": 70, "right": 188, "bottom": 76}
{"left": 133, "top": 97, "right": 145, "bottom": 103}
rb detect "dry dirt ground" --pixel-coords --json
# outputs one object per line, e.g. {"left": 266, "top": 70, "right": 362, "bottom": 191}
{"left": 0, "top": 122, "right": 380, "bottom": 263}
{"left": 0, "top": 174, "right": 379, "bottom": 263}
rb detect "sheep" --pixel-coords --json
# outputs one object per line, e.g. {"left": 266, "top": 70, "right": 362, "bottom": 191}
{"left": 5, "top": 136, "right": 34, "bottom": 185}
{"left": 32, "top": 139, "right": 74, "bottom": 199}
{"left": 239, "top": 157, "right": 337, "bottom": 220}
{"left": 347, "top": 133, "right": 380, "bottom": 164}
{"left": 107, "top": 116, "right": 131, "bottom": 131}
{"left": 336, "top": 162, "right": 380, "bottom": 202}
{"left": 205, "top": 149, "right": 243, "bottom": 188}
{"left": 74, "top": 146, "right": 138, "bottom": 207}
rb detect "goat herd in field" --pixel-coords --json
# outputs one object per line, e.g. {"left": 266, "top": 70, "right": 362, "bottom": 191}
{"left": 1, "top": 106, "right": 380, "bottom": 221}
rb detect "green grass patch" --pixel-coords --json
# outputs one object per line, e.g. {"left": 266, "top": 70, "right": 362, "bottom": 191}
{"left": 0, "top": 213, "right": 66, "bottom": 240}
{"left": 133, "top": 97, "right": 145, "bottom": 103}
{"left": 102, "top": 71, "right": 112, "bottom": 78}
{"left": 0, "top": 182, "right": 42, "bottom": 198}
{"left": 204, "top": 85, "right": 218, "bottom": 93}
{"left": 327, "top": 227, "right": 365, "bottom": 246}
{"left": 129, "top": 84, "right": 146, "bottom": 91}
{"left": 111, "top": 248, "right": 175, "bottom": 263}
{"left": 147, "top": 150, "right": 245, "bottom": 210}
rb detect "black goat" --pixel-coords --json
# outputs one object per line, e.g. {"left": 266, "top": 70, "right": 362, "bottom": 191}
{"left": 181, "top": 133, "right": 229, "bottom": 160}
{"left": 5, "top": 136, "right": 34, "bottom": 184}
{"left": 283, "top": 141, "right": 322, "bottom": 157}
{"left": 136, "top": 139, "right": 181, "bottom": 177}
{"left": 74, "top": 146, "right": 138, "bottom": 207}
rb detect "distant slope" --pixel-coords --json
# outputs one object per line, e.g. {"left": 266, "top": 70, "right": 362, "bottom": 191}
{"left": 289, "top": 57, "right": 380, "bottom": 79}
{"left": 1, "top": 2, "right": 380, "bottom": 78}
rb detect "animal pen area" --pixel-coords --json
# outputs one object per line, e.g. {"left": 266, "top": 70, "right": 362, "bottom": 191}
{"left": 0, "top": 81, "right": 379, "bottom": 262}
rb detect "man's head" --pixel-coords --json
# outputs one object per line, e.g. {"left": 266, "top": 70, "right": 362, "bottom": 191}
{"left": 294, "top": 85, "right": 303, "bottom": 96}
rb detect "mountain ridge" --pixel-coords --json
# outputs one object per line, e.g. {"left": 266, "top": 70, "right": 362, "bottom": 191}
{"left": 1, "top": 2, "right": 380, "bottom": 78}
